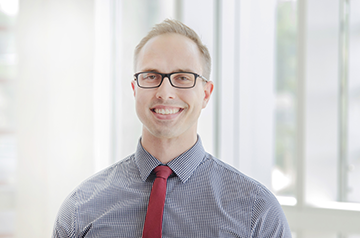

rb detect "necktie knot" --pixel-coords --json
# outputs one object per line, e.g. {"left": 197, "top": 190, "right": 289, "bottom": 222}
{"left": 154, "top": 165, "right": 173, "bottom": 179}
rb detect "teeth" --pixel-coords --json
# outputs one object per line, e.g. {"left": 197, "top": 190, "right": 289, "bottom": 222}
{"left": 154, "top": 108, "right": 180, "bottom": 115}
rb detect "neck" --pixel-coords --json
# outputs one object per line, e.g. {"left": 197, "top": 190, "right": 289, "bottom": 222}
{"left": 141, "top": 130, "right": 197, "bottom": 164}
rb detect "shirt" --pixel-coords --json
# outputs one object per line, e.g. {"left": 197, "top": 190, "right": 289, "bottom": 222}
{"left": 53, "top": 137, "right": 292, "bottom": 238}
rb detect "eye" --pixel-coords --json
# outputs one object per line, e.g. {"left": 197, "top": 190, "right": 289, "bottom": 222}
{"left": 179, "top": 76, "right": 190, "bottom": 81}
{"left": 142, "top": 73, "right": 159, "bottom": 80}
{"left": 173, "top": 74, "right": 192, "bottom": 81}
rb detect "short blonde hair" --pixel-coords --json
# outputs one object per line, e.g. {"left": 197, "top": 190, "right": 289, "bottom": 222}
{"left": 134, "top": 19, "right": 211, "bottom": 79}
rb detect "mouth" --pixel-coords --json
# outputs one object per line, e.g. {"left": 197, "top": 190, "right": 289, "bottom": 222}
{"left": 150, "top": 106, "right": 184, "bottom": 118}
{"left": 152, "top": 108, "right": 182, "bottom": 115}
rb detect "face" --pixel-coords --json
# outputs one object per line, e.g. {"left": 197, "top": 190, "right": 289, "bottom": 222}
{"left": 132, "top": 33, "right": 213, "bottom": 141}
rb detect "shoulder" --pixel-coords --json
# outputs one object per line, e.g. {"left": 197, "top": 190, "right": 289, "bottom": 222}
{"left": 250, "top": 185, "right": 292, "bottom": 237}
{"left": 77, "top": 154, "right": 136, "bottom": 191}
{"left": 67, "top": 154, "right": 138, "bottom": 204}
{"left": 53, "top": 154, "right": 136, "bottom": 236}
{"left": 202, "top": 154, "right": 291, "bottom": 237}
{"left": 198, "top": 153, "right": 275, "bottom": 208}
{"left": 60, "top": 153, "right": 136, "bottom": 203}
{"left": 202, "top": 153, "right": 265, "bottom": 191}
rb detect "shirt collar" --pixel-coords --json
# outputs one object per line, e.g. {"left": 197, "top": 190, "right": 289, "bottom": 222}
{"left": 135, "top": 136, "right": 206, "bottom": 183}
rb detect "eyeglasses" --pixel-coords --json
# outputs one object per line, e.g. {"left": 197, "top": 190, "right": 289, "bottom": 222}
{"left": 133, "top": 71, "right": 209, "bottom": 89}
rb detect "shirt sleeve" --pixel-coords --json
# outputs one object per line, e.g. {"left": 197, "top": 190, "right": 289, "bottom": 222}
{"left": 250, "top": 186, "right": 292, "bottom": 238}
{"left": 52, "top": 192, "right": 78, "bottom": 238}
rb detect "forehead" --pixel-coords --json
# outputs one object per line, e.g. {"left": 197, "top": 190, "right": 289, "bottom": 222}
{"left": 136, "top": 33, "right": 203, "bottom": 73}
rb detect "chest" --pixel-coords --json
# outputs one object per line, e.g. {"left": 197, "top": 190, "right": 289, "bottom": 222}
{"left": 77, "top": 178, "right": 252, "bottom": 238}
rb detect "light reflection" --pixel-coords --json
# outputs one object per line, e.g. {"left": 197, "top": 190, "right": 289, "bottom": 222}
{"left": 0, "top": 0, "right": 18, "bottom": 16}
{"left": 272, "top": 167, "right": 292, "bottom": 192}
{"left": 277, "top": 196, "right": 297, "bottom": 206}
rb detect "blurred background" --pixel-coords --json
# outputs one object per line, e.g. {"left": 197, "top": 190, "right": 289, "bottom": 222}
{"left": 0, "top": 0, "right": 359, "bottom": 237}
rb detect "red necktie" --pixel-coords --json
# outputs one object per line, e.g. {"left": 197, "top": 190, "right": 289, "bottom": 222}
{"left": 142, "top": 166, "right": 173, "bottom": 238}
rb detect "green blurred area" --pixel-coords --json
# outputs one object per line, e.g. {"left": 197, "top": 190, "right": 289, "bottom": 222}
{"left": 274, "top": 1, "right": 298, "bottom": 196}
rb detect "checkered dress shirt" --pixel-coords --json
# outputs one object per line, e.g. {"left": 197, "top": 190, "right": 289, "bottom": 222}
{"left": 53, "top": 137, "right": 292, "bottom": 237}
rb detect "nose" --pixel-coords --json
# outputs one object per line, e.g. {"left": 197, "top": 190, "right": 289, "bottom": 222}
{"left": 155, "top": 77, "right": 175, "bottom": 100}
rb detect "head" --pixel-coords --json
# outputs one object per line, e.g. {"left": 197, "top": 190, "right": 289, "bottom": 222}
{"left": 131, "top": 19, "right": 214, "bottom": 142}
{"left": 134, "top": 19, "right": 211, "bottom": 79}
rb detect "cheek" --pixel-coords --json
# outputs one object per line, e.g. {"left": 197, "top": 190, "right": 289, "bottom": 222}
{"left": 184, "top": 91, "right": 204, "bottom": 111}
{"left": 193, "top": 88, "right": 205, "bottom": 104}
{"left": 135, "top": 90, "right": 151, "bottom": 103}
{"left": 135, "top": 92, "right": 148, "bottom": 113}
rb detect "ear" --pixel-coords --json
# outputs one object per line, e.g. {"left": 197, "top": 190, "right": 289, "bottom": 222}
{"left": 131, "top": 81, "right": 136, "bottom": 97}
{"left": 202, "top": 81, "right": 214, "bottom": 108}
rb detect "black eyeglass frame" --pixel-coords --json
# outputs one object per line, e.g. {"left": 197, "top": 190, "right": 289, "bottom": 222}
{"left": 133, "top": 71, "right": 209, "bottom": 89}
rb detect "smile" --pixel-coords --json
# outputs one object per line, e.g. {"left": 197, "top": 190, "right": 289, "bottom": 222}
{"left": 153, "top": 108, "right": 182, "bottom": 115}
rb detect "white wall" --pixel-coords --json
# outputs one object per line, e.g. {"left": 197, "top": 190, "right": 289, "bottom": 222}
{"left": 16, "top": 0, "right": 96, "bottom": 237}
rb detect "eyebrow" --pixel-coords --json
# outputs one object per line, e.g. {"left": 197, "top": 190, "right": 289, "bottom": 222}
{"left": 139, "top": 68, "right": 195, "bottom": 73}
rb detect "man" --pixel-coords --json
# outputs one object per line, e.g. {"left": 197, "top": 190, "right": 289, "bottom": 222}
{"left": 53, "top": 19, "right": 291, "bottom": 237}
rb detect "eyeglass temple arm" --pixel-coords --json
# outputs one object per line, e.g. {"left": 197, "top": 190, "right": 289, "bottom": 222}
{"left": 199, "top": 75, "right": 209, "bottom": 82}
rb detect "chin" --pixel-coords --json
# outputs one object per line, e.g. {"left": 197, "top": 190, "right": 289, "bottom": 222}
{"left": 151, "top": 130, "right": 179, "bottom": 139}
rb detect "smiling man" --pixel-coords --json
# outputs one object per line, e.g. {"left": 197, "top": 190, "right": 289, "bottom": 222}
{"left": 132, "top": 32, "right": 212, "bottom": 165}
{"left": 53, "top": 19, "right": 291, "bottom": 238}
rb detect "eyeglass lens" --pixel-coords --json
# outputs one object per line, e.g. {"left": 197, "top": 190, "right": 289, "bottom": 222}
{"left": 137, "top": 72, "right": 195, "bottom": 88}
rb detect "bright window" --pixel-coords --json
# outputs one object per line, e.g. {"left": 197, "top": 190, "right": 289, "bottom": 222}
{"left": 109, "top": 0, "right": 360, "bottom": 236}
{"left": 6, "top": 0, "right": 360, "bottom": 237}
{"left": 0, "top": 0, "right": 18, "bottom": 236}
